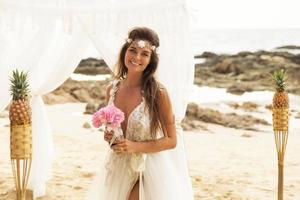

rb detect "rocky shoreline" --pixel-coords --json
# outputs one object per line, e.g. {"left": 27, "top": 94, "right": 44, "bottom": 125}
{"left": 194, "top": 46, "right": 300, "bottom": 95}
{"left": 43, "top": 46, "right": 300, "bottom": 131}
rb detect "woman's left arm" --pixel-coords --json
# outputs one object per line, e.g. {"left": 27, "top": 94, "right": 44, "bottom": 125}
{"left": 112, "top": 87, "right": 177, "bottom": 154}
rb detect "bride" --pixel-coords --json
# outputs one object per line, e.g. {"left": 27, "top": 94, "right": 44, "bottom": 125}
{"left": 85, "top": 27, "right": 194, "bottom": 200}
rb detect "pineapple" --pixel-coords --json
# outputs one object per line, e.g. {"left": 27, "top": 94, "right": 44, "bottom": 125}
{"left": 9, "top": 69, "right": 31, "bottom": 126}
{"left": 272, "top": 69, "right": 289, "bottom": 109}
{"left": 9, "top": 69, "right": 32, "bottom": 200}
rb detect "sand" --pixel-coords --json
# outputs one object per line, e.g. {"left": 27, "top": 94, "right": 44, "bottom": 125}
{"left": 1, "top": 102, "right": 300, "bottom": 200}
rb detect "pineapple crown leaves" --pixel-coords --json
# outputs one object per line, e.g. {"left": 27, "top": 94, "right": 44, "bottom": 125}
{"left": 9, "top": 69, "right": 30, "bottom": 100}
{"left": 271, "top": 69, "right": 287, "bottom": 92}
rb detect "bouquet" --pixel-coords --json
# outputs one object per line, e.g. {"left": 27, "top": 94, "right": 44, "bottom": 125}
{"left": 92, "top": 105, "right": 125, "bottom": 146}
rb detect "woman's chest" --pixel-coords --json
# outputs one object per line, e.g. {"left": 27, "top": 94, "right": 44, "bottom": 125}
{"left": 126, "top": 106, "right": 152, "bottom": 141}
{"left": 114, "top": 88, "right": 142, "bottom": 117}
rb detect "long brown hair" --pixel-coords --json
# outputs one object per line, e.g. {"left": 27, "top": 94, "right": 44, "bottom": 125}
{"left": 114, "top": 27, "right": 162, "bottom": 138}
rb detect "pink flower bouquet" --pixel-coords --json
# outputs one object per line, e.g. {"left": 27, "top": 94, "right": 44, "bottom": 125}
{"left": 92, "top": 105, "right": 125, "bottom": 146}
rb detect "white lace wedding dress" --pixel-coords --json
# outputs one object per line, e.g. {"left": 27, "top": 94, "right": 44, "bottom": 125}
{"left": 85, "top": 80, "right": 194, "bottom": 200}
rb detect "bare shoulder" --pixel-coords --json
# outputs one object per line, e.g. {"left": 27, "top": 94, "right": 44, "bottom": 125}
{"left": 157, "top": 82, "right": 172, "bottom": 105}
{"left": 157, "top": 82, "right": 174, "bottom": 123}
{"left": 157, "top": 82, "right": 169, "bottom": 97}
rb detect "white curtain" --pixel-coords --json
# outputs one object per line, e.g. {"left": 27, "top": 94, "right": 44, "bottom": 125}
{"left": 0, "top": 11, "right": 91, "bottom": 198}
{"left": 27, "top": 23, "right": 91, "bottom": 198}
{"left": 0, "top": 0, "right": 194, "bottom": 198}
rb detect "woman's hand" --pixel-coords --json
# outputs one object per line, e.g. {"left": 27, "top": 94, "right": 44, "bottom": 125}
{"left": 111, "top": 139, "right": 138, "bottom": 154}
{"left": 104, "top": 129, "right": 114, "bottom": 143}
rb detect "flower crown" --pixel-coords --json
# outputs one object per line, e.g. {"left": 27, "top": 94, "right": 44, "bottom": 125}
{"left": 126, "top": 38, "right": 157, "bottom": 51}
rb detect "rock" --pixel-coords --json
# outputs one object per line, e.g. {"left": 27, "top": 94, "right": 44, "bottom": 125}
{"left": 260, "top": 55, "right": 286, "bottom": 64}
{"left": 237, "top": 51, "right": 253, "bottom": 57}
{"left": 287, "top": 87, "right": 300, "bottom": 96}
{"left": 74, "top": 58, "right": 110, "bottom": 75}
{"left": 228, "top": 103, "right": 239, "bottom": 109}
{"left": 213, "top": 58, "right": 243, "bottom": 75}
{"left": 83, "top": 122, "right": 91, "bottom": 129}
{"left": 185, "top": 103, "right": 269, "bottom": 131}
{"left": 265, "top": 104, "right": 272, "bottom": 110}
{"left": 73, "top": 186, "right": 83, "bottom": 190}
{"left": 241, "top": 102, "right": 259, "bottom": 111}
{"left": 227, "top": 83, "right": 254, "bottom": 95}
{"left": 276, "top": 45, "right": 300, "bottom": 50}
{"left": 195, "top": 107, "right": 223, "bottom": 124}
{"left": 289, "top": 54, "right": 300, "bottom": 64}
{"left": 181, "top": 118, "right": 208, "bottom": 131}
{"left": 194, "top": 51, "right": 217, "bottom": 59}
{"left": 237, "top": 71, "right": 266, "bottom": 81}
{"left": 89, "top": 86, "right": 106, "bottom": 100}
{"left": 228, "top": 102, "right": 259, "bottom": 112}
{"left": 43, "top": 93, "right": 77, "bottom": 104}
{"left": 241, "top": 133, "right": 253, "bottom": 137}
{"left": 74, "top": 66, "right": 111, "bottom": 75}
{"left": 84, "top": 102, "right": 98, "bottom": 114}
{"left": 185, "top": 103, "right": 199, "bottom": 118}
{"left": 71, "top": 89, "right": 93, "bottom": 103}
{"left": 85, "top": 102, "right": 97, "bottom": 114}
{"left": 84, "top": 101, "right": 106, "bottom": 114}
{"left": 60, "top": 79, "right": 107, "bottom": 100}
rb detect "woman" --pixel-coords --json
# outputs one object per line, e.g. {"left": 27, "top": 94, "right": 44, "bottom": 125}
{"left": 86, "top": 27, "right": 193, "bottom": 200}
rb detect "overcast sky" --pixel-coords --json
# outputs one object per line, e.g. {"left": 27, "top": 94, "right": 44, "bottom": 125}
{"left": 186, "top": 0, "right": 300, "bottom": 29}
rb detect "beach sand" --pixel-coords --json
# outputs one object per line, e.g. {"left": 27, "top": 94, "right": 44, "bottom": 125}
{"left": 1, "top": 103, "right": 300, "bottom": 200}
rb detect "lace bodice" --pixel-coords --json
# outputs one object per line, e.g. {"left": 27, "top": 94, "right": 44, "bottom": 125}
{"left": 108, "top": 80, "right": 153, "bottom": 141}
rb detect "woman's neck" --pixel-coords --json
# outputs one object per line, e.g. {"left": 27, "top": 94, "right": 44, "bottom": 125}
{"left": 124, "top": 74, "right": 142, "bottom": 87}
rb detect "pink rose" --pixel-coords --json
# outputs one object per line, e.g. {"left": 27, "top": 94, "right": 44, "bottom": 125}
{"left": 92, "top": 105, "right": 124, "bottom": 129}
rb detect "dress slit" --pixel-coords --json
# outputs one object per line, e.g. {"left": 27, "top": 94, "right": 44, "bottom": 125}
{"left": 126, "top": 176, "right": 140, "bottom": 200}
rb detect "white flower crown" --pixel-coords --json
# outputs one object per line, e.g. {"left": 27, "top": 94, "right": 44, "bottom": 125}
{"left": 126, "top": 38, "right": 157, "bottom": 52}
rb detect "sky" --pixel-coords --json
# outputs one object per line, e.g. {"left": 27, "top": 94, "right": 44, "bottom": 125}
{"left": 186, "top": 0, "right": 300, "bottom": 29}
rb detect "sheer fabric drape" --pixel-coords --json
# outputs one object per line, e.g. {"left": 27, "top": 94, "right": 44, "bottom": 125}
{"left": 0, "top": 15, "right": 91, "bottom": 198}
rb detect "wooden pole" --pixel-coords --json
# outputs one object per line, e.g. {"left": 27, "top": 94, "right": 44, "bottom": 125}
{"left": 10, "top": 124, "right": 32, "bottom": 200}
{"left": 273, "top": 108, "right": 289, "bottom": 200}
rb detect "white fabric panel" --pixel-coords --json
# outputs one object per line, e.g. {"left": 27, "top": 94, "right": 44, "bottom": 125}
{"left": 0, "top": 21, "right": 39, "bottom": 111}
{"left": 0, "top": 13, "right": 91, "bottom": 198}
{"left": 29, "top": 96, "right": 53, "bottom": 198}
{"left": 27, "top": 22, "right": 90, "bottom": 199}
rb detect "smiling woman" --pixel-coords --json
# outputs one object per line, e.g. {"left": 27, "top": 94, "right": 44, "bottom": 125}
{"left": 85, "top": 27, "right": 193, "bottom": 200}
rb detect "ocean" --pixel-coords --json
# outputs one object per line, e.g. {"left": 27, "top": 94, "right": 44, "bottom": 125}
{"left": 190, "top": 29, "right": 300, "bottom": 55}
{"left": 85, "top": 29, "right": 300, "bottom": 59}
